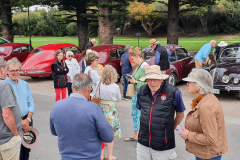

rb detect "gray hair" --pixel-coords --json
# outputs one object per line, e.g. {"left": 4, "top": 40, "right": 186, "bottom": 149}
{"left": 72, "top": 73, "right": 93, "bottom": 91}
{"left": 210, "top": 40, "right": 216, "bottom": 44}
{"left": 0, "top": 57, "right": 6, "bottom": 69}
{"left": 91, "top": 39, "right": 96, "bottom": 42}
{"left": 66, "top": 51, "right": 74, "bottom": 58}
{"left": 189, "top": 68, "right": 213, "bottom": 94}
{"left": 55, "top": 49, "right": 64, "bottom": 57}
{"left": 6, "top": 57, "right": 22, "bottom": 71}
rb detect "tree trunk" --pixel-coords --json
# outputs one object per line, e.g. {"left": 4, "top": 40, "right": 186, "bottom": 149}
{"left": 98, "top": 0, "right": 113, "bottom": 44}
{"left": 76, "top": 6, "right": 89, "bottom": 50}
{"left": 167, "top": 0, "right": 179, "bottom": 45}
{"left": 0, "top": 0, "right": 14, "bottom": 42}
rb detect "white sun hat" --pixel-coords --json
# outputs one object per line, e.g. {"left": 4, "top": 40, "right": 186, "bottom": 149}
{"left": 218, "top": 41, "right": 228, "bottom": 47}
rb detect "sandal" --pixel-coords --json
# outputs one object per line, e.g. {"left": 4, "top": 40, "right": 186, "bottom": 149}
{"left": 109, "top": 156, "right": 116, "bottom": 160}
{"left": 124, "top": 137, "right": 138, "bottom": 142}
{"left": 101, "top": 155, "right": 107, "bottom": 160}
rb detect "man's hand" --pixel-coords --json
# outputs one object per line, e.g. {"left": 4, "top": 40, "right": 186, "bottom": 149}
{"left": 180, "top": 126, "right": 189, "bottom": 140}
{"left": 64, "top": 69, "right": 67, "bottom": 71}
{"left": 22, "top": 119, "right": 30, "bottom": 133}
{"left": 57, "top": 68, "right": 60, "bottom": 71}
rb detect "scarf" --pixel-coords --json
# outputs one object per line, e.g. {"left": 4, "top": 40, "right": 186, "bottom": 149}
{"left": 191, "top": 94, "right": 205, "bottom": 109}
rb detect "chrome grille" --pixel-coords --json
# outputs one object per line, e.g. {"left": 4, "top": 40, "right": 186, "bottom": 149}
{"left": 213, "top": 71, "right": 218, "bottom": 83}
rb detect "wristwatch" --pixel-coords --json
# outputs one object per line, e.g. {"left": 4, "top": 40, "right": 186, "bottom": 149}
{"left": 27, "top": 118, "right": 31, "bottom": 123}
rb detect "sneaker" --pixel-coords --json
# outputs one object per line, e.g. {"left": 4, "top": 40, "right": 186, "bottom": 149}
{"left": 123, "top": 96, "right": 131, "bottom": 100}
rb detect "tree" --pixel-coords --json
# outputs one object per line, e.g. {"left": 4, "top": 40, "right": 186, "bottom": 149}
{"left": 98, "top": 0, "right": 113, "bottom": 44}
{"left": 0, "top": 0, "right": 16, "bottom": 42}
{"left": 127, "top": 1, "right": 165, "bottom": 36}
{"left": 157, "top": 0, "right": 216, "bottom": 45}
{"left": 47, "top": 0, "right": 95, "bottom": 50}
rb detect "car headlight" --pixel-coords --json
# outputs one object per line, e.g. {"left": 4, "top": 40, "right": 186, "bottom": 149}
{"left": 222, "top": 75, "right": 230, "bottom": 83}
{"left": 234, "top": 78, "right": 239, "bottom": 84}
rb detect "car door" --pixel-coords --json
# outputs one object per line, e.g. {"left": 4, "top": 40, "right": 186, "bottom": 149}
{"left": 21, "top": 46, "right": 33, "bottom": 62}
{"left": 12, "top": 47, "right": 21, "bottom": 62}
{"left": 175, "top": 48, "right": 190, "bottom": 80}
{"left": 109, "top": 49, "right": 121, "bottom": 75}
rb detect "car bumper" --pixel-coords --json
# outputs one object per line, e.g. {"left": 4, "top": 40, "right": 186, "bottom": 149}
{"left": 214, "top": 84, "right": 240, "bottom": 93}
{"left": 20, "top": 71, "right": 52, "bottom": 77}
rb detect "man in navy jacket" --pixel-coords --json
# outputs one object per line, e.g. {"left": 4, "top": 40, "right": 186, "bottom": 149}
{"left": 50, "top": 73, "right": 114, "bottom": 160}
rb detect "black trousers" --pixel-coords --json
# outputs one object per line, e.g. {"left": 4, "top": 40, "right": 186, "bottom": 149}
{"left": 67, "top": 83, "right": 72, "bottom": 96}
{"left": 20, "top": 115, "right": 33, "bottom": 160}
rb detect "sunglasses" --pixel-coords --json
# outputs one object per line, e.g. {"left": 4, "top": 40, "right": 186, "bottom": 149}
{"left": 68, "top": 55, "right": 73, "bottom": 57}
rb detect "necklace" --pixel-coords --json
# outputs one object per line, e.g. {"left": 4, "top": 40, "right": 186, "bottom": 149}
{"left": 191, "top": 94, "right": 205, "bottom": 109}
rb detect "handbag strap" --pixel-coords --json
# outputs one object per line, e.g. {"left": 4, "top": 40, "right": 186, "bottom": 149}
{"left": 93, "top": 81, "right": 101, "bottom": 98}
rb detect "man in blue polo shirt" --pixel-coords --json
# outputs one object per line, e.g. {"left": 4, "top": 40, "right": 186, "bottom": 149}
{"left": 135, "top": 65, "right": 185, "bottom": 160}
{"left": 194, "top": 40, "right": 216, "bottom": 68}
{"left": 121, "top": 45, "right": 133, "bottom": 100}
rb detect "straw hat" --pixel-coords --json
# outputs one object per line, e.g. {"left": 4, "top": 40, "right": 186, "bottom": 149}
{"left": 218, "top": 41, "right": 228, "bottom": 47}
{"left": 149, "top": 39, "right": 160, "bottom": 47}
{"left": 139, "top": 65, "right": 169, "bottom": 82}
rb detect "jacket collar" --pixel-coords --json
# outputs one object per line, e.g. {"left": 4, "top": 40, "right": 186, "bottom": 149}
{"left": 191, "top": 93, "right": 213, "bottom": 111}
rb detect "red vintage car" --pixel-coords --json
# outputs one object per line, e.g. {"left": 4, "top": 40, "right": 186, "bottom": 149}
{"left": 142, "top": 45, "right": 195, "bottom": 86}
{"left": 20, "top": 43, "right": 82, "bottom": 78}
{"left": 77, "top": 44, "right": 126, "bottom": 77}
{"left": 0, "top": 43, "right": 33, "bottom": 62}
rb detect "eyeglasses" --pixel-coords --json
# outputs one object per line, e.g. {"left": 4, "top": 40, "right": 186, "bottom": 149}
{"left": 9, "top": 69, "right": 20, "bottom": 74}
{"left": 68, "top": 55, "right": 73, "bottom": 57}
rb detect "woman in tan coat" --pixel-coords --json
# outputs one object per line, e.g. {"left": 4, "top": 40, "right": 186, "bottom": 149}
{"left": 180, "top": 68, "right": 228, "bottom": 160}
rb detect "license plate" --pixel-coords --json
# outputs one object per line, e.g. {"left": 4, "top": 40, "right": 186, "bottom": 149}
{"left": 213, "top": 89, "right": 220, "bottom": 94}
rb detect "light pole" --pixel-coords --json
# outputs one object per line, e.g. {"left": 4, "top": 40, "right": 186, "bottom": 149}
{"left": 117, "top": 28, "right": 120, "bottom": 37}
{"left": 28, "top": 6, "right": 32, "bottom": 45}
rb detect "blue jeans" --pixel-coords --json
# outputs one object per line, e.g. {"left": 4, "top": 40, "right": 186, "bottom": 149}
{"left": 122, "top": 73, "right": 131, "bottom": 97}
{"left": 196, "top": 155, "right": 222, "bottom": 160}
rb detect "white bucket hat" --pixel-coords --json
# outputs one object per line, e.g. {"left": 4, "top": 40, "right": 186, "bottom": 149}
{"left": 218, "top": 41, "right": 228, "bottom": 47}
{"left": 139, "top": 65, "right": 169, "bottom": 82}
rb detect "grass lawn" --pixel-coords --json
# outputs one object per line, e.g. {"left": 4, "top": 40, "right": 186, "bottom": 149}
{"left": 14, "top": 36, "right": 240, "bottom": 51}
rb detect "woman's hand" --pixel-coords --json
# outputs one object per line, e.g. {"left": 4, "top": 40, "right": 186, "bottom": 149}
{"left": 180, "top": 126, "right": 189, "bottom": 140}
{"left": 129, "top": 76, "right": 137, "bottom": 84}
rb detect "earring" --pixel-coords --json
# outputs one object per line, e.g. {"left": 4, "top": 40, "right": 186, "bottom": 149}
{"left": 196, "top": 90, "right": 198, "bottom": 93}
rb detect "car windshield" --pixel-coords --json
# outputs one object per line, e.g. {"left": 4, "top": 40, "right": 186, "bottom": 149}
{"left": 0, "top": 46, "right": 12, "bottom": 55}
{"left": 31, "top": 49, "right": 44, "bottom": 55}
{"left": 221, "top": 47, "right": 240, "bottom": 58}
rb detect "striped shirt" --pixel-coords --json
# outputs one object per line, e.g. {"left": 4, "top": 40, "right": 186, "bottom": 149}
{"left": 98, "top": 82, "right": 121, "bottom": 102}
{"left": 84, "top": 66, "right": 100, "bottom": 97}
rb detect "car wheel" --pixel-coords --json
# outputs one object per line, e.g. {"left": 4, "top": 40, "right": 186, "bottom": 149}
{"left": 30, "top": 77, "right": 38, "bottom": 79}
{"left": 168, "top": 73, "right": 177, "bottom": 86}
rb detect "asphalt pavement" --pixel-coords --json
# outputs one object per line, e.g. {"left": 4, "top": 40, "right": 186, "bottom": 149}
{"left": 29, "top": 88, "right": 240, "bottom": 160}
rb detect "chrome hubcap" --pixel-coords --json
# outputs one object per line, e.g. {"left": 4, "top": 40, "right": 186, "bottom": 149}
{"left": 169, "top": 75, "right": 175, "bottom": 85}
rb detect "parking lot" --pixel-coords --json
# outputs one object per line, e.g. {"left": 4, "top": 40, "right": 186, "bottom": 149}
{"left": 19, "top": 76, "right": 240, "bottom": 160}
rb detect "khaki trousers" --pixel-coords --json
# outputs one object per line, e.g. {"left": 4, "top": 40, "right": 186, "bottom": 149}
{"left": 195, "top": 59, "right": 203, "bottom": 69}
{"left": 161, "top": 71, "right": 166, "bottom": 74}
{"left": 0, "top": 135, "right": 21, "bottom": 160}
{"left": 136, "top": 143, "right": 177, "bottom": 160}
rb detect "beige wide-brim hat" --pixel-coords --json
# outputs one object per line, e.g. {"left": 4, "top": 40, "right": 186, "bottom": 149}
{"left": 149, "top": 39, "right": 160, "bottom": 47}
{"left": 139, "top": 65, "right": 169, "bottom": 82}
{"left": 21, "top": 126, "right": 40, "bottom": 149}
{"left": 218, "top": 41, "right": 228, "bottom": 47}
